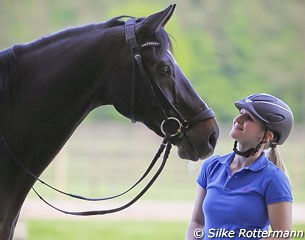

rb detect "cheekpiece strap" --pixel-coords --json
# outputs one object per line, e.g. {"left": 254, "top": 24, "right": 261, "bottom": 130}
{"left": 125, "top": 18, "right": 160, "bottom": 53}
{"left": 125, "top": 18, "right": 138, "bottom": 53}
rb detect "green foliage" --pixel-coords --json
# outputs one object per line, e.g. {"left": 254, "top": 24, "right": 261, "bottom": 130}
{"left": 1, "top": 0, "right": 304, "bottom": 123}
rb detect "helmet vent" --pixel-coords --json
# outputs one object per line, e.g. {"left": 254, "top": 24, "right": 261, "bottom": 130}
{"left": 266, "top": 113, "right": 285, "bottom": 122}
{"left": 251, "top": 95, "right": 277, "bottom": 102}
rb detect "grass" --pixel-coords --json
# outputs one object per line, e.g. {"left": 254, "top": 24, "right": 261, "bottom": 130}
{"left": 27, "top": 220, "right": 305, "bottom": 240}
{"left": 27, "top": 220, "right": 188, "bottom": 240}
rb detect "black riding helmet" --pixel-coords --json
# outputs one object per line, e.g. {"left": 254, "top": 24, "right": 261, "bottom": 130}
{"left": 235, "top": 93, "right": 294, "bottom": 145}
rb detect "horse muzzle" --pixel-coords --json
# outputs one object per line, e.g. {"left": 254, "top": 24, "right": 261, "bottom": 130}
{"left": 174, "top": 118, "right": 219, "bottom": 161}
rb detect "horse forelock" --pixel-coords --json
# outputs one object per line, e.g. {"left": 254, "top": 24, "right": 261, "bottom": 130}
{"left": 105, "top": 16, "right": 173, "bottom": 55}
{"left": 156, "top": 29, "right": 173, "bottom": 56}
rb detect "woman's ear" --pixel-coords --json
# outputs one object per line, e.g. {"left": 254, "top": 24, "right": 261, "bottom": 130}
{"left": 266, "top": 130, "right": 274, "bottom": 143}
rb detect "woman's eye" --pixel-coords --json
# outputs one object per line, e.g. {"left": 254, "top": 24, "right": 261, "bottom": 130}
{"left": 239, "top": 110, "right": 253, "bottom": 121}
{"left": 245, "top": 114, "right": 253, "bottom": 121}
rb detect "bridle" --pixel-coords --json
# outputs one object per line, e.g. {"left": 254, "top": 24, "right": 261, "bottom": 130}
{"left": 125, "top": 18, "right": 215, "bottom": 138}
{"left": 5, "top": 18, "right": 215, "bottom": 216}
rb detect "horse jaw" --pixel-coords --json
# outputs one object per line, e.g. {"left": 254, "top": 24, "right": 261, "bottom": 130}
{"left": 176, "top": 120, "right": 219, "bottom": 161}
{"left": 144, "top": 118, "right": 219, "bottom": 161}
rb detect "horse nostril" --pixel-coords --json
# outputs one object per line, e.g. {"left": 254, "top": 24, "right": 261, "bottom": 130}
{"left": 208, "top": 131, "right": 218, "bottom": 149}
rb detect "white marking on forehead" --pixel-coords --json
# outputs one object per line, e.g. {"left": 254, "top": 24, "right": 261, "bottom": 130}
{"left": 166, "top": 50, "right": 208, "bottom": 108}
{"left": 166, "top": 49, "right": 178, "bottom": 65}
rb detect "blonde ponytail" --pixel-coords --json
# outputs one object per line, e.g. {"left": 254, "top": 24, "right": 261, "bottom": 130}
{"left": 266, "top": 144, "right": 290, "bottom": 180}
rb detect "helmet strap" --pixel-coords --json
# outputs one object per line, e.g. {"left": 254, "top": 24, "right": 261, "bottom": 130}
{"left": 233, "top": 130, "right": 268, "bottom": 158}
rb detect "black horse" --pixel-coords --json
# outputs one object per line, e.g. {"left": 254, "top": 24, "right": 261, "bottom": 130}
{"left": 0, "top": 5, "right": 219, "bottom": 239}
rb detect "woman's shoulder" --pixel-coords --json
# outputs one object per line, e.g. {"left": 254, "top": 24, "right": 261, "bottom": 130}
{"left": 262, "top": 157, "right": 287, "bottom": 177}
{"left": 262, "top": 160, "right": 293, "bottom": 204}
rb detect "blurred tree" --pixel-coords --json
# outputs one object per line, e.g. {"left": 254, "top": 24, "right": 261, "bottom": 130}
{"left": 0, "top": 0, "right": 304, "bottom": 123}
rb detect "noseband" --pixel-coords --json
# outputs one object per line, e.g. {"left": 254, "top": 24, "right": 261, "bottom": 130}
{"left": 5, "top": 18, "right": 216, "bottom": 217}
{"left": 125, "top": 18, "right": 215, "bottom": 138}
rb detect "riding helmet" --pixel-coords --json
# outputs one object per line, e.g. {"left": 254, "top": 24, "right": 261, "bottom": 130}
{"left": 234, "top": 93, "right": 294, "bottom": 145}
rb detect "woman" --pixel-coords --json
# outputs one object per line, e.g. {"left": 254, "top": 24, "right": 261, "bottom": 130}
{"left": 186, "top": 93, "right": 294, "bottom": 240}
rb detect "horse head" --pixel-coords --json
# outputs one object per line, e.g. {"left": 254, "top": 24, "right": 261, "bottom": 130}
{"left": 103, "top": 5, "right": 219, "bottom": 161}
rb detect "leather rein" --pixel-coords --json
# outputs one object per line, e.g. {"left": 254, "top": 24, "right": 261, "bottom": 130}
{"left": 6, "top": 18, "right": 215, "bottom": 216}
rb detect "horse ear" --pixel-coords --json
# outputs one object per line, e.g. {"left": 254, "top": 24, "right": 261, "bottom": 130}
{"left": 137, "top": 4, "right": 176, "bottom": 36}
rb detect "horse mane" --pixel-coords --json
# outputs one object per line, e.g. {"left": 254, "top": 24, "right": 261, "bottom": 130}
{"left": 13, "top": 22, "right": 107, "bottom": 52}
{"left": 0, "top": 49, "right": 16, "bottom": 101}
{"left": 12, "top": 15, "right": 172, "bottom": 57}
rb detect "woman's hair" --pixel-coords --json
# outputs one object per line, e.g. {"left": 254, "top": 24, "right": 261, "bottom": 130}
{"left": 265, "top": 143, "right": 290, "bottom": 180}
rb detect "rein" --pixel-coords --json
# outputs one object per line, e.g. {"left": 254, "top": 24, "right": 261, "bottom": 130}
{"left": 4, "top": 18, "right": 216, "bottom": 216}
{"left": 33, "top": 141, "right": 171, "bottom": 215}
{"left": 0, "top": 132, "right": 171, "bottom": 215}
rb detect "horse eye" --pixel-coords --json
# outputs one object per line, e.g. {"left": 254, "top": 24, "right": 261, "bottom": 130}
{"left": 158, "top": 65, "right": 170, "bottom": 75}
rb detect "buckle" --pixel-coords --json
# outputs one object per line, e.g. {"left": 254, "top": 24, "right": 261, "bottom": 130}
{"left": 160, "top": 117, "right": 183, "bottom": 138}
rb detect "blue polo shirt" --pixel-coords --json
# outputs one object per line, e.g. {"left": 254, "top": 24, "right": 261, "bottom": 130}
{"left": 197, "top": 152, "right": 292, "bottom": 239}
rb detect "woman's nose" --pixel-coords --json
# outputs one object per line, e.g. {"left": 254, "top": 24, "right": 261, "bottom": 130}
{"left": 235, "top": 114, "right": 244, "bottom": 124}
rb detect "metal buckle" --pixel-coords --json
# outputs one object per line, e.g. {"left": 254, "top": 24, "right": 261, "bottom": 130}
{"left": 160, "top": 117, "right": 183, "bottom": 138}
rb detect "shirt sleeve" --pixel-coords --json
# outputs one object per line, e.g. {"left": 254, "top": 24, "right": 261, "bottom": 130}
{"left": 265, "top": 168, "right": 293, "bottom": 205}
{"left": 197, "top": 155, "right": 219, "bottom": 189}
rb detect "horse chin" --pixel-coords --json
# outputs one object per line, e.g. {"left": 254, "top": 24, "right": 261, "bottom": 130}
{"left": 144, "top": 120, "right": 218, "bottom": 161}
{"left": 174, "top": 126, "right": 219, "bottom": 161}
{"left": 177, "top": 148, "right": 199, "bottom": 161}
{"left": 176, "top": 141, "right": 214, "bottom": 161}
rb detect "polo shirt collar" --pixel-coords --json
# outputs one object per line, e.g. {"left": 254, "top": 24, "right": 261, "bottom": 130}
{"left": 218, "top": 152, "right": 268, "bottom": 172}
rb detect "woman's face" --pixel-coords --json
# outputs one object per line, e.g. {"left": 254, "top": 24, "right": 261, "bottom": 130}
{"left": 230, "top": 109, "right": 266, "bottom": 148}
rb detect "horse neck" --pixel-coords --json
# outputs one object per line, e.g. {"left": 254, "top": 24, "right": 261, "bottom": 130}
{"left": 2, "top": 24, "right": 119, "bottom": 171}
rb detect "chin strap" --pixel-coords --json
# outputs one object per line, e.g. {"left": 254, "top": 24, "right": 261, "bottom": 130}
{"left": 233, "top": 130, "right": 268, "bottom": 158}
